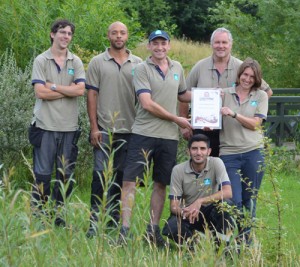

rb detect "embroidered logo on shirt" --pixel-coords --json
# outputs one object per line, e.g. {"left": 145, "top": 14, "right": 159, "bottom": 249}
{"left": 174, "top": 74, "right": 179, "bottom": 81}
{"left": 204, "top": 178, "right": 211, "bottom": 185}
{"left": 251, "top": 101, "right": 258, "bottom": 107}
{"left": 68, "top": 68, "right": 75, "bottom": 76}
{"left": 132, "top": 69, "right": 135, "bottom": 76}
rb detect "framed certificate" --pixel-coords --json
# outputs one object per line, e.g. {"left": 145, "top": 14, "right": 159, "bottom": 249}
{"left": 191, "top": 88, "right": 222, "bottom": 129}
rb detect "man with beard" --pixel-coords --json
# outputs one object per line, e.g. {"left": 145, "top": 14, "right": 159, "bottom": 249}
{"left": 86, "top": 21, "right": 142, "bottom": 237}
{"left": 162, "top": 134, "right": 234, "bottom": 247}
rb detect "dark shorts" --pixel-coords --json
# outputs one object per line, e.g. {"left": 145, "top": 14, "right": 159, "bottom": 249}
{"left": 123, "top": 134, "right": 178, "bottom": 186}
{"left": 93, "top": 129, "right": 130, "bottom": 172}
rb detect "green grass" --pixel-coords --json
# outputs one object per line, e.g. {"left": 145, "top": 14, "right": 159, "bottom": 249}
{"left": 1, "top": 151, "right": 300, "bottom": 266}
{"left": 1, "top": 39, "right": 300, "bottom": 265}
{"left": 257, "top": 170, "right": 300, "bottom": 256}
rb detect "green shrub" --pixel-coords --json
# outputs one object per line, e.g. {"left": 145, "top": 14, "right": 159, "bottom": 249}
{"left": 0, "top": 0, "right": 143, "bottom": 69}
{"left": 0, "top": 50, "right": 33, "bottom": 165}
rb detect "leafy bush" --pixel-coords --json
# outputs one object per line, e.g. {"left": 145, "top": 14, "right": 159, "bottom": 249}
{"left": 0, "top": 50, "right": 33, "bottom": 165}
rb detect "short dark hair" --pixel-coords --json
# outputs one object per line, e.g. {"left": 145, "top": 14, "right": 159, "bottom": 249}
{"left": 187, "top": 134, "right": 210, "bottom": 149}
{"left": 236, "top": 57, "right": 262, "bottom": 91}
{"left": 50, "top": 19, "right": 75, "bottom": 44}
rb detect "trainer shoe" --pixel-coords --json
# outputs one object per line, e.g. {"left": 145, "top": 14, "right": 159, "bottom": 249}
{"left": 146, "top": 224, "right": 168, "bottom": 248}
{"left": 86, "top": 212, "right": 99, "bottom": 238}
{"left": 86, "top": 225, "right": 97, "bottom": 238}
{"left": 117, "top": 225, "right": 130, "bottom": 245}
{"left": 54, "top": 216, "right": 66, "bottom": 227}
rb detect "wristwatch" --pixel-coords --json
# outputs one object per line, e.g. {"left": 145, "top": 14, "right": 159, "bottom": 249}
{"left": 50, "top": 84, "right": 57, "bottom": 91}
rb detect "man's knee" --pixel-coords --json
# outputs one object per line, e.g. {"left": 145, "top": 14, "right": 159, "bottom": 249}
{"left": 162, "top": 215, "right": 193, "bottom": 243}
{"left": 122, "top": 181, "right": 136, "bottom": 193}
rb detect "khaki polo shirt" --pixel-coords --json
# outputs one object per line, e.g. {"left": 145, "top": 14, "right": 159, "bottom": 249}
{"left": 86, "top": 48, "right": 142, "bottom": 133}
{"left": 31, "top": 49, "right": 85, "bottom": 131}
{"left": 133, "top": 56, "right": 187, "bottom": 140}
{"left": 187, "top": 55, "right": 270, "bottom": 91}
{"left": 169, "top": 157, "right": 230, "bottom": 207}
{"left": 220, "top": 87, "right": 268, "bottom": 155}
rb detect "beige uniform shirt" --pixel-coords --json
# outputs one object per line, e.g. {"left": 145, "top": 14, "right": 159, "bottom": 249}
{"left": 133, "top": 56, "right": 187, "bottom": 140}
{"left": 220, "top": 87, "right": 268, "bottom": 155}
{"left": 169, "top": 157, "right": 231, "bottom": 207}
{"left": 31, "top": 49, "right": 85, "bottom": 131}
{"left": 187, "top": 55, "right": 270, "bottom": 90}
{"left": 86, "top": 48, "right": 142, "bottom": 133}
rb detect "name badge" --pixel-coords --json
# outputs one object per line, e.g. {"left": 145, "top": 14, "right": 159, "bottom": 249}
{"left": 251, "top": 101, "right": 258, "bottom": 107}
{"left": 68, "top": 68, "right": 75, "bottom": 76}
{"left": 204, "top": 178, "right": 211, "bottom": 185}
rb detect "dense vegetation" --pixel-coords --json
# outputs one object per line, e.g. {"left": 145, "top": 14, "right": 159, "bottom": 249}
{"left": 0, "top": 0, "right": 299, "bottom": 88}
{"left": 0, "top": 1, "right": 299, "bottom": 265}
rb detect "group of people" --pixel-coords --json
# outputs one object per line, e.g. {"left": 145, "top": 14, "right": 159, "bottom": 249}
{"left": 29, "top": 18, "right": 271, "bottom": 249}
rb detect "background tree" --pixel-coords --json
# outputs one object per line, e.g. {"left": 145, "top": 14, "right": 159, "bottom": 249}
{"left": 120, "top": 0, "right": 175, "bottom": 36}
{"left": 0, "top": 0, "right": 143, "bottom": 69}
{"left": 210, "top": 0, "right": 300, "bottom": 87}
{"left": 166, "top": 0, "right": 219, "bottom": 41}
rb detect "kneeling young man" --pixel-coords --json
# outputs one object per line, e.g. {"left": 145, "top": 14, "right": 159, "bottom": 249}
{"left": 162, "top": 134, "right": 234, "bottom": 245}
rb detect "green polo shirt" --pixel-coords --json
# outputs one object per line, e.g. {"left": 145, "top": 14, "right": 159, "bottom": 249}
{"left": 186, "top": 55, "right": 270, "bottom": 91}
{"left": 31, "top": 48, "right": 85, "bottom": 131}
{"left": 133, "top": 56, "right": 187, "bottom": 140}
{"left": 169, "top": 157, "right": 231, "bottom": 207}
{"left": 220, "top": 87, "right": 268, "bottom": 155}
{"left": 86, "top": 48, "right": 142, "bottom": 133}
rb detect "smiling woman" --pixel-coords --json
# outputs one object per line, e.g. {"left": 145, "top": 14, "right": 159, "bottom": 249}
{"left": 220, "top": 58, "right": 268, "bottom": 245}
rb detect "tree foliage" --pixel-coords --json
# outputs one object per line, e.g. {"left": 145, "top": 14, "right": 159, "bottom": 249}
{"left": 0, "top": 0, "right": 143, "bottom": 69}
{"left": 120, "top": 0, "right": 175, "bottom": 36}
{"left": 210, "top": 0, "right": 300, "bottom": 87}
{"left": 166, "top": 0, "right": 219, "bottom": 41}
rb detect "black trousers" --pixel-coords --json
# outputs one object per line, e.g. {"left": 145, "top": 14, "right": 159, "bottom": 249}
{"left": 162, "top": 200, "right": 234, "bottom": 244}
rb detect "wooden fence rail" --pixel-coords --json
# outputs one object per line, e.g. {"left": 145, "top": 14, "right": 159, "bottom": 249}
{"left": 266, "top": 88, "right": 300, "bottom": 146}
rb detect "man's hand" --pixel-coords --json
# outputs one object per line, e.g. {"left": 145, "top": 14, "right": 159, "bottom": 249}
{"left": 182, "top": 199, "right": 202, "bottom": 224}
{"left": 180, "top": 127, "right": 193, "bottom": 140}
{"left": 175, "top": 117, "right": 193, "bottom": 131}
{"left": 90, "top": 130, "right": 102, "bottom": 148}
{"left": 202, "top": 127, "right": 213, "bottom": 131}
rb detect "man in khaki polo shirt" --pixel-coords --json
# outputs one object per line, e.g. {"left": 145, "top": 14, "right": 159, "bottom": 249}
{"left": 162, "top": 134, "right": 234, "bottom": 246}
{"left": 179, "top": 27, "right": 272, "bottom": 157}
{"left": 118, "top": 30, "right": 192, "bottom": 247}
{"left": 30, "top": 19, "right": 85, "bottom": 226}
{"left": 86, "top": 21, "right": 142, "bottom": 237}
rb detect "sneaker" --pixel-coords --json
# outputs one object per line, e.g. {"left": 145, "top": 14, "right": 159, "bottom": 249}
{"left": 117, "top": 225, "right": 130, "bottom": 245}
{"left": 86, "top": 225, "right": 97, "bottom": 238}
{"left": 54, "top": 217, "right": 66, "bottom": 227}
{"left": 86, "top": 212, "right": 98, "bottom": 238}
{"left": 146, "top": 224, "right": 168, "bottom": 248}
{"left": 108, "top": 211, "right": 120, "bottom": 228}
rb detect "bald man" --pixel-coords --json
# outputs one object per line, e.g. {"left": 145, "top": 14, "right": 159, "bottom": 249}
{"left": 86, "top": 21, "right": 142, "bottom": 237}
